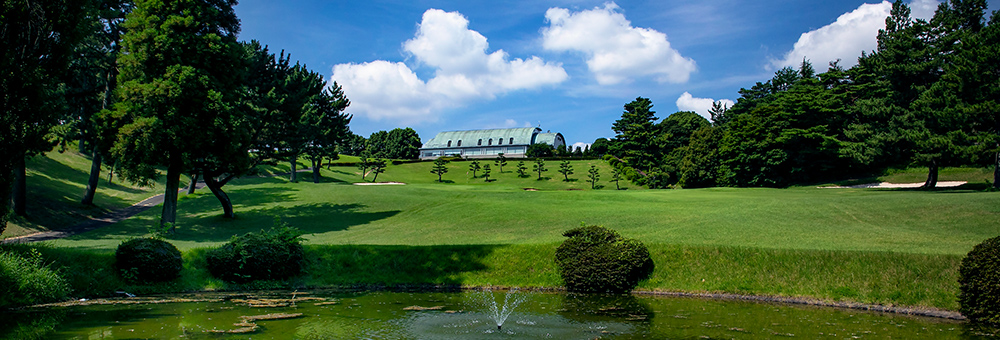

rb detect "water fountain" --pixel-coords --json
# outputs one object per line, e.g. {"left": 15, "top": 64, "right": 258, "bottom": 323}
{"left": 473, "top": 288, "right": 528, "bottom": 331}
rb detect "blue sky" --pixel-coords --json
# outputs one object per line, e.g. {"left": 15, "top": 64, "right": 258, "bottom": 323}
{"left": 234, "top": 0, "right": 998, "bottom": 149}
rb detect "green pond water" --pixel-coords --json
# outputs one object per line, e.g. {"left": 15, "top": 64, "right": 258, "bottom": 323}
{"left": 1, "top": 290, "right": 995, "bottom": 339}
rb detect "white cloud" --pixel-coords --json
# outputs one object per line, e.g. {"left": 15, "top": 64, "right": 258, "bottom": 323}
{"left": 571, "top": 142, "right": 591, "bottom": 152}
{"left": 332, "top": 9, "right": 567, "bottom": 125}
{"left": 676, "top": 92, "right": 734, "bottom": 120}
{"left": 541, "top": 2, "right": 696, "bottom": 85}
{"left": 771, "top": 0, "right": 939, "bottom": 71}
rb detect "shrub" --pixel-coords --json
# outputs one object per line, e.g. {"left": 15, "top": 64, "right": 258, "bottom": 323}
{"left": 206, "top": 224, "right": 305, "bottom": 283}
{"left": 554, "top": 225, "right": 654, "bottom": 293}
{"left": 0, "top": 249, "right": 69, "bottom": 308}
{"left": 959, "top": 235, "right": 1000, "bottom": 325}
{"left": 115, "top": 238, "right": 183, "bottom": 283}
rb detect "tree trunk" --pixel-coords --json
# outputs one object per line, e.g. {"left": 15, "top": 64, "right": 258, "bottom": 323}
{"left": 994, "top": 149, "right": 999, "bottom": 190}
{"left": 203, "top": 175, "right": 234, "bottom": 219}
{"left": 372, "top": 171, "right": 379, "bottom": 182}
{"left": 12, "top": 153, "right": 26, "bottom": 217}
{"left": 160, "top": 159, "right": 182, "bottom": 231}
{"left": 922, "top": 158, "right": 939, "bottom": 189}
{"left": 290, "top": 155, "right": 298, "bottom": 182}
{"left": 187, "top": 173, "right": 199, "bottom": 194}
{"left": 82, "top": 150, "right": 102, "bottom": 205}
{"left": 312, "top": 158, "right": 321, "bottom": 183}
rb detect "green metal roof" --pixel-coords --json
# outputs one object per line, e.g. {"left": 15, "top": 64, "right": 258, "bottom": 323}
{"left": 534, "top": 132, "right": 565, "bottom": 148}
{"left": 422, "top": 127, "right": 541, "bottom": 148}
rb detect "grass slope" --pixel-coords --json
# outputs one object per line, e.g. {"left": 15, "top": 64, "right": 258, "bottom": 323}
{"left": 7, "top": 154, "right": 999, "bottom": 310}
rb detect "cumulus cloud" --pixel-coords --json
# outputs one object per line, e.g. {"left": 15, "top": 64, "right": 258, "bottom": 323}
{"left": 771, "top": 0, "right": 939, "bottom": 71}
{"left": 571, "top": 142, "right": 591, "bottom": 152}
{"left": 332, "top": 9, "right": 567, "bottom": 124}
{"left": 676, "top": 92, "right": 734, "bottom": 120}
{"left": 541, "top": 2, "right": 696, "bottom": 85}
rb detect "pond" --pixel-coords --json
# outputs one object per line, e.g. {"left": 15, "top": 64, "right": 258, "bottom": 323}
{"left": 0, "top": 289, "right": 993, "bottom": 339}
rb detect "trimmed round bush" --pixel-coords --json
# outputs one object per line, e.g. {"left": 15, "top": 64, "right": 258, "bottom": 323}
{"left": 0, "top": 249, "right": 69, "bottom": 308}
{"left": 206, "top": 226, "right": 304, "bottom": 283}
{"left": 959, "top": 235, "right": 1000, "bottom": 325}
{"left": 116, "top": 238, "right": 183, "bottom": 283}
{"left": 555, "top": 225, "right": 654, "bottom": 293}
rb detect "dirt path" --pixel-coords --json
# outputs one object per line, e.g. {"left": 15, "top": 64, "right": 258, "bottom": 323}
{"left": 1, "top": 168, "right": 319, "bottom": 244}
{"left": 2, "top": 182, "right": 207, "bottom": 244}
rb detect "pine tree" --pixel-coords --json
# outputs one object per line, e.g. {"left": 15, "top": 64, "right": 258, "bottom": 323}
{"left": 533, "top": 158, "right": 548, "bottom": 180}
{"left": 587, "top": 165, "right": 600, "bottom": 189}
{"left": 431, "top": 158, "right": 449, "bottom": 182}
{"left": 558, "top": 160, "right": 574, "bottom": 181}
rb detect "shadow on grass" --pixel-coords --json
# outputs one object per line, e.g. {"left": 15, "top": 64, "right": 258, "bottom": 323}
{"left": 304, "top": 244, "right": 500, "bottom": 286}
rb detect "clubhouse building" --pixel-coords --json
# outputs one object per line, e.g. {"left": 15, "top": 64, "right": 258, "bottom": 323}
{"left": 419, "top": 127, "right": 565, "bottom": 159}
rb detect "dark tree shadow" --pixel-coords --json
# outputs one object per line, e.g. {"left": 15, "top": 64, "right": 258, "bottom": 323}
{"left": 303, "top": 244, "right": 501, "bottom": 286}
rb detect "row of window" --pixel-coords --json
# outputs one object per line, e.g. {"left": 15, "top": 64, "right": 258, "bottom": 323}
{"left": 446, "top": 137, "right": 515, "bottom": 147}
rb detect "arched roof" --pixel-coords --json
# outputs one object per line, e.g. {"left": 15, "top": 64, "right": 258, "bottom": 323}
{"left": 534, "top": 132, "right": 565, "bottom": 148}
{"left": 423, "top": 127, "right": 541, "bottom": 148}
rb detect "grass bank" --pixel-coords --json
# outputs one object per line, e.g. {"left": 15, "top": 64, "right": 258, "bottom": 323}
{"left": 6, "top": 242, "right": 960, "bottom": 310}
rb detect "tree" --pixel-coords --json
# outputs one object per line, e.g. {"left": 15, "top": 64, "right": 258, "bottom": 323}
{"left": 555, "top": 144, "right": 569, "bottom": 157}
{"left": 468, "top": 160, "right": 482, "bottom": 178}
{"left": 516, "top": 160, "right": 528, "bottom": 177}
{"left": 366, "top": 127, "right": 421, "bottom": 159}
{"left": 533, "top": 158, "right": 548, "bottom": 180}
{"left": 587, "top": 165, "right": 600, "bottom": 189}
{"left": 110, "top": 0, "right": 245, "bottom": 229}
{"left": 610, "top": 97, "right": 659, "bottom": 171}
{"left": 589, "top": 138, "right": 610, "bottom": 157}
{"left": 558, "top": 160, "right": 574, "bottom": 181}
{"left": 573, "top": 146, "right": 584, "bottom": 157}
{"left": 338, "top": 132, "right": 367, "bottom": 156}
{"left": 482, "top": 164, "right": 492, "bottom": 182}
{"left": 526, "top": 143, "right": 554, "bottom": 158}
{"left": 301, "top": 84, "right": 352, "bottom": 183}
{"left": 431, "top": 158, "right": 449, "bottom": 182}
{"left": 494, "top": 153, "right": 507, "bottom": 173}
{"left": 357, "top": 156, "right": 371, "bottom": 180}
{"left": 2, "top": 0, "right": 93, "bottom": 225}
{"left": 610, "top": 168, "right": 623, "bottom": 190}
{"left": 369, "top": 158, "right": 387, "bottom": 182}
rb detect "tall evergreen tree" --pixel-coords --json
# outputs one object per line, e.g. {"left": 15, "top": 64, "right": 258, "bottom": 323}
{"left": 610, "top": 97, "right": 659, "bottom": 171}
{"left": 110, "top": 0, "right": 244, "bottom": 229}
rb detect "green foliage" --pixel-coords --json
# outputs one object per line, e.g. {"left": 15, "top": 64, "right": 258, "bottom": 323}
{"left": 610, "top": 167, "right": 622, "bottom": 190}
{"left": 610, "top": 97, "right": 660, "bottom": 171}
{"left": 516, "top": 160, "right": 528, "bottom": 177}
{"left": 555, "top": 225, "right": 654, "bottom": 293}
{"left": 494, "top": 153, "right": 507, "bottom": 173}
{"left": 533, "top": 158, "right": 548, "bottom": 180}
{"left": 368, "top": 158, "right": 387, "bottom": 182}
{"left": 587, "top": 165, "right": 600, "bottom": 189}
{"left": 366, "top": 128, "right": 422, "bottom": 159}
{"left": 526, "top": 143, "right": 554, "bottom": 158}
{"left": 558, "top": 160, "right": 574, "bottom": 181}
{"left": 431, "top": 158, "right": 449, "bottom": 182}
{"left": 482, "top": 164, "right": 492, "bottom": 182}
{"left": 468, "top": 160, "right": 481, "bottom": 178}
{"left": 0, "top": 249, "right": 69, "bottom": 308}
{"left": 205, "top": 221, "right": 305, "bottom": 283}
{"left": 959, "top": 235, "right": 1000, "bottom": 325}
{"left": 115, "top": 237, "right": 182, "bottom": 283}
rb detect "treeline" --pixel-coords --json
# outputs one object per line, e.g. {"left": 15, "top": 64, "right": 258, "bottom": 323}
{"left": 602, "top": 0, "right": 999, "bottom": 189}
{"left": 1, "top": 0, "right": 357, "bottom": 233}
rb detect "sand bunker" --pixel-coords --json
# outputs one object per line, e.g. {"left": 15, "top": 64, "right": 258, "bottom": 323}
{"left": 822, "top": 181, "right": 966, "bottom": 189}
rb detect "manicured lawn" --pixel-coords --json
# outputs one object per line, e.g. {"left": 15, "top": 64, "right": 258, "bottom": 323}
{"left": 7, "top": 151, "right": 999, "bottom": 310}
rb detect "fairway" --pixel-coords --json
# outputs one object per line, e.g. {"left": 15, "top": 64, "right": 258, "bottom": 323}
{"left": 49, "top": 161, "right": 1000, "bottom": 256}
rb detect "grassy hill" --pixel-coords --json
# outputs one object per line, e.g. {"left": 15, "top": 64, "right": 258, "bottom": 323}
{"left": 5, "top": 151, "right": 999, "bottom": 309}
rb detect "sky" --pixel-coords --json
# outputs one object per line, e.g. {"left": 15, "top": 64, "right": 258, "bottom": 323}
{"left": 233, "top": 0, "right": 998, "bottom": 149}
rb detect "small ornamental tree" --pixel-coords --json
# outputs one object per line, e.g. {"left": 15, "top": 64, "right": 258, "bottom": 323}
{"left": 206, "top": 222, "right": 305, "bottom": 283}
{"left": 959, "top": 236, "right": 1000, "bottom": 326}
{"left": 611, "top": 167, "right": 623, "bottom": 190}
{"left": 588, "top": 165, "right": 600, "bottom": 189}
{"left": 555, "top": 225, "right": 654, "bottom": 293}
{"left": 482, "top": 164, "right": 492, "bottom": 182}
{"left": 369, "top": 158, "right": 387, "bottom": 182}
{"left": 533, "top": 158, "right": 548, "bottom": 180}
{"left": 494, "top": 153, "right": 507, "bottom": 173}
{"left": 558, "top": 160, "right": 574, "bottom": 181}
{"left": 431, "top": 158, "right": 449, "bottom": 182}
{"left": 469, "top": 160, "right": 482, "bottom": 178}
{"left": 516, "top": 160, "right": 528, "bottom": 177}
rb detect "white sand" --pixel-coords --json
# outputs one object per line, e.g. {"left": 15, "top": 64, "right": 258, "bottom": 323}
{"left": 821, "top": 181, "right": 966, "bottom": 189}
{"left": 353, "top": 182, "right": 406, "bottom": 185}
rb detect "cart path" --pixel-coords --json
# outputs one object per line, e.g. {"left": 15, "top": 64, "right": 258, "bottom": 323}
{"left": 2, "top": 169, "right": 319, "bottom": 244}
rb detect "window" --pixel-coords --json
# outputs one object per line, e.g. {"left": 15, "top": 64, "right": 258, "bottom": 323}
{"left": 498, "top": 138, "right": 503, "bottom": 145}
{"left": 457, "top": 140, "right": 462, "bottom": 146}
{"left": 488, "top": 138, "right": 493, "bottom": 146}
{"left": 509, "top": 137, "right": 514, "bottom": 144}
{"left": 447, "top": 140, "right": 452, "bottom": 147}
{"left": 478, "top": 139, "right": 482, "bottom": 146}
